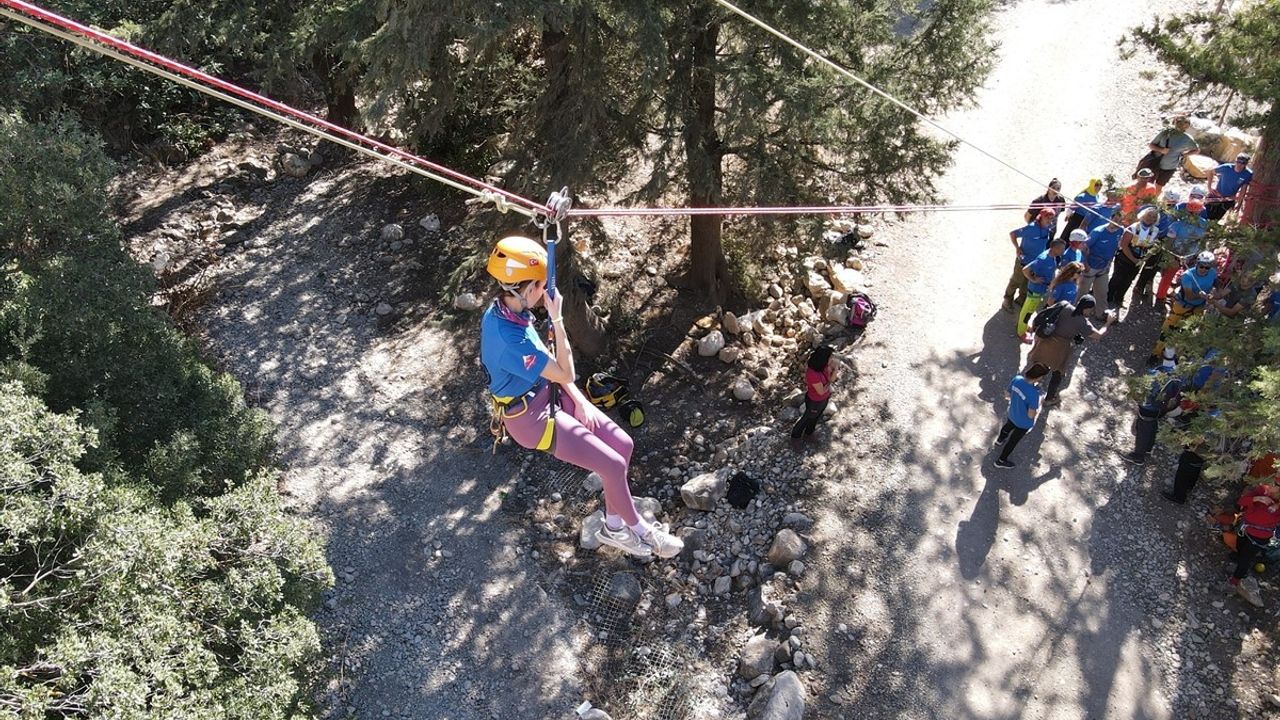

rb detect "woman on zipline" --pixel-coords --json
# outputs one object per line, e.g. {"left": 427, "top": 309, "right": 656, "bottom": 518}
{"left": 480, "top": 235, "right": 682, "bottom": 559}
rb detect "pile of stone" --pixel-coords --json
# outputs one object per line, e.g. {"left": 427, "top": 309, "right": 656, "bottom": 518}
{"left": 1184, "top": 117, "right": 1260, "bottom": 178}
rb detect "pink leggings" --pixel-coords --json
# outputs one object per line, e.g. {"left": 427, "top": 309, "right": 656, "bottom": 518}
{"left": 502, "top": 384, "right": 641, "bottom": 525}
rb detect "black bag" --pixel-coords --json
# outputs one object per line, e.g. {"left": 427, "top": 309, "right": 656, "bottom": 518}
{"left": 726, "top": 472, "right": 759, "bottom": 509}
{"left": 1031, "top": 301, "right": 1069, "bottom": 338}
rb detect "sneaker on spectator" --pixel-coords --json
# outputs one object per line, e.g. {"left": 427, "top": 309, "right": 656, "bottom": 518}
{"left": 597, "top": 525, "right": 653, "bottom": 558}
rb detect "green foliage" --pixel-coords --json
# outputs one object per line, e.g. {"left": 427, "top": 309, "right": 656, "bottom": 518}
{"left": 0, "top": 114, "right": 274, "bottom": 496}
{"left": 1126, "top": 0, "right": 1280, "bottom": 128}
{"left": 0, "top": 112, "right": 116, "bottom": 267}
{"left": 1143, "top": 224, "right": 1280, "bottom": 480}
{"left": 0, "top": 383, "right": 331, "bottom": 718}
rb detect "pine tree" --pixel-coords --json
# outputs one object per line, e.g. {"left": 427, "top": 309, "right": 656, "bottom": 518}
{"left": 1128, "top": 0, "right": 1280, "bottom": 226}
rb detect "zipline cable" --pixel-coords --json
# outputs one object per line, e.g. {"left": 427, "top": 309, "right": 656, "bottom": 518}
{"left": 0, "top": 0, "right": 549, "bottom": 219}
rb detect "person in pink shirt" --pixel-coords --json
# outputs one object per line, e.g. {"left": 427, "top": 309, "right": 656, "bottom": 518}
{"left": 790, "top": 345, "right": 839, "bottom": 449}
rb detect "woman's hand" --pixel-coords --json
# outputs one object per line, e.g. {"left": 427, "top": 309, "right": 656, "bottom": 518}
{"left": 543, "top": 290, "right": 564, "bottom": 324}
{"left": 567, "top": 385, "right": 601, "bottom": 431}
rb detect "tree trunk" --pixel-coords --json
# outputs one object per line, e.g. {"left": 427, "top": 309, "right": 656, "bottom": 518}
{"left": 312, "top": 51, "right": 361, "bottom": 131}
{"left": 683, "top": 6, "right": 727, "bottom": 303}
{"left": 1242, "top": 107, "right": 1280, "bottom": 228}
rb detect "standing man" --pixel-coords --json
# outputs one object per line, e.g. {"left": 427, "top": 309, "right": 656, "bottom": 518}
{"left": 1156, "top": 194, "right": 1210, "bottom": 301}
{"left": 1206, "top": 153, "right": 1254, "bottom": 222}
{"left": 993, "top": 364, "right": 1050, "bottom": 469}
{"left": 1003, "top": 208, "right": 1055, "bottom": 313}
{"left": 1025, "top": 295, "right": 1116, "bottom": 406}
{"left": 1080, "top": 213, "right": 1124, "bottom": 318}
{"left": 1144, "top": 115, "right": 1200, "bottom": 190}
{"left": 1025, "top": 178, "right": 1068, "bottom": 236}
{"left": 1107, "top": 207, "right": 1161, "bottom": 316}
{"left": 1018, "top": 237, "right": 1067, "bottom": 338}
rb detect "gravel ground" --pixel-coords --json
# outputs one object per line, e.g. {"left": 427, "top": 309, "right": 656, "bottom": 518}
{"left": 110, "top": 0, "right": 1280, "bottom": 718}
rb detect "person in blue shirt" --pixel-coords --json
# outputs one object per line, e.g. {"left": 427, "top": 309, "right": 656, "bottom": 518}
{"left": 1048, "top": 261, "right": 1085, "bottom": 304}
{"left": 1151, "top": 250, "right": 1219, "bottom": 363}
{"left": 1207, "top": 153, "right": 1254, "bottom": 221}
{"left": 1081, "top": 215, "right": 1124, "bottom": 318}
{"left": 1083, "top": 188, "right": 1122, "bottom": 233}
{"left": 1058, "top": 178, "right": 1103, "bottom": 241}
{"left": 1157, "top": 197, "right": 1210, "bottom": 300}
{"left": 1062, "top": 229, "right": 1086, "bottom": 265}
{"left": 480, "top": 235, "right": 682, "bottom": 559}
{"left": 1003, "top": 208, "right": 1056, "bottom": 313}
{"left": 993, "top": 363, "right": 1050, "bottom": 469}
{"left": 1017, "top": 237, "right": 1066, "bottom": 338}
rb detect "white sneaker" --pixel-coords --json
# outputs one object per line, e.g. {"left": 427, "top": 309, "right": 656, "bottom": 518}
{"left": 597, "top": 525, "right": 653, "bottom": 558}
{"left": 641, "top": 523, "right": 684, "bottom": 559}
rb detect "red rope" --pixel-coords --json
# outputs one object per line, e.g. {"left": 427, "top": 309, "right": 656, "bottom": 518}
{"left": 0, "top": 0, "right": 549, "bottom": 216}
{"left": 568, "top": 199, "right": 1232, "bottom": 218}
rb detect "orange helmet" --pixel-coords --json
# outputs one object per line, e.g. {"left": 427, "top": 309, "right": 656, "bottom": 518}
{"left": 486, "top": 236, "right": 547, "bottom": 285}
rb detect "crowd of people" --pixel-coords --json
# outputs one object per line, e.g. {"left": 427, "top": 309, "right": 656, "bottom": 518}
{"left": 989, "top": 117, "right": 1280, "bottom": 606}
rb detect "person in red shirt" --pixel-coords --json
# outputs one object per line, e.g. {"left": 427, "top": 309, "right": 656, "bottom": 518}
{"left": 1227, "top": 482, "right": 1280, "bottom": 607}
{"left": 790, "top": 345, "right": 839, "bottom": 449}
{"left": 1120, "top": 169, "right": 1160, "bottom": 224}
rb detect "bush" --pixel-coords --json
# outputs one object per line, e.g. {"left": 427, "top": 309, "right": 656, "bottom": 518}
{"left": 0, "top": 383, "right": 331, "bottom": 718}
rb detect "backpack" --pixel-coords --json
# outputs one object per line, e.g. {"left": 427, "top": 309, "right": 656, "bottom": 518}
{"left": 845, "top": 292, "right": 877, "bottom": 327}
{"left": 584, "top": 372, "right": 645, "bottom": 428}
{"left": 1031, "top": 301, "right": 1069, "bottom": 338}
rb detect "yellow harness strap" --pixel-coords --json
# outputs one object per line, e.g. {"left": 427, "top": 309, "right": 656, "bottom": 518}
{"left": 490, "top": 387, "right": 555, "bottom": 453}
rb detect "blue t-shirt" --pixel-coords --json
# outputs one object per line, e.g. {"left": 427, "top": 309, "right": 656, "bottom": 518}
{"left": 1025, "top": 250, "right": 1060, "bottom": 295}
{"left": 1214, "top": 164, "right": 1254, "bottom": 198}
{"left": 1062, "top": 247, "right": 1084, "bottom": 266}
{"left": 1051, "top": 281, "right": 1078, "bottom": 304}
{"left": 1168, "top": 203, "right": 1209, "bottom": 256}
{"left": 1083, "top": 204, "right": 1118, "bottom": 233}
{"left": 1177, "top": 267, "right": 1218, "bottom": 307}
{"left": 1156, "top": 209, "right": 1175, "bottom": 237}
{"left": 480, "top": 303, "right": 551, "bottom": 398}
{"left": 1008, "top": 375, "right": 1041, "bottom": 429}
{"left": 1016, "top": 222, "right": 1052, "bottom": 265}
{"left": 1069, "top": 191, "right": 1097, "bottom": 219}
{"left": 1085, "top": 224, "right": 1122, "bottom": 271}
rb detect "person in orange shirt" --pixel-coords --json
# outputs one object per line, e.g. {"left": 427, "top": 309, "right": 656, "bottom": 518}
{"left": 1120, "top": 168, "right": 1160, "bottom": 224}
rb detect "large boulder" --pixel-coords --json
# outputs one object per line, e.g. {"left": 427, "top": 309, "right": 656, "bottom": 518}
{"left": 279, "top": 152, "right": 311, "bottom": 178}
{"left": 1184, "top": 153, "right": 1217, "bottom": 179}
{"left": 681, "top": 468, "right": 730, "bottom": 511}
{"left": 747, "top": 671, "right": 806, "bottom": 720}
{"left": 828, "top": 267, "right": 866, "bottom": 294}
{"left": 767, "top": 529, "right": 807, "bottom": 567}
{"left": 1187, "top": 116, "right": 1223, "bottom": 148}
{"left": 805, "top": 272, "right": 831, "bottom": 300}
{"left": 738, "top": 634, "right": 778, "bottom": 679}
{"left": 1214, "top": 128, "right": 1257, "bottom": 162}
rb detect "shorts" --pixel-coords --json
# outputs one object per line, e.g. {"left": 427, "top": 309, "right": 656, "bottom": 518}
{"left": 1153, "top": 166, "right": 1176, "bottom": 186}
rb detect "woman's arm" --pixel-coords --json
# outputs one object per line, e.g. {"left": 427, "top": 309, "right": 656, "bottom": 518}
{"left": 538, "top": 293, "right": 575, "bottom": 385}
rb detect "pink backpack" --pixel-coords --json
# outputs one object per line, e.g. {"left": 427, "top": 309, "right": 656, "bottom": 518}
{"left": 845, "top": 292, "right": 878, "bottom": 327}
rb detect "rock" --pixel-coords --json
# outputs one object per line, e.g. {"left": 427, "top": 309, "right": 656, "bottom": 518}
{"left": 768, "top": 283, "right": 784, "bottom": 299}
{"left": 699, "top": 330, "right": 726, "bottom": 357}
{"left": 633, "top": 496, "right": 661, "bottom": 523}
{"left": 747, "top": 671, "right": 805, "bottom": 720}
{"left": 583, "top": 472, "right": 604, "bottom": 493}
{"left": 453, "top": 292, "right": 483, "bottom": 311}
{"left": 733, "top": 377, "right": 757, "bottom": 402}
{"left": 788, "top": 560, "right": 806, "bottom": 577}
{"left": 767, "top": 529, "right": 807, "bottom": 567}
{"left": 781, "top": 513, "right": 814, "bottom": 532}
{"left": 714, "top": 576, "right": 732, "bottom": 595}
{"left": 723, "top": 311, "right": 742, "bottom": 335}
{"left": 1214, "top": 128, "right": 1256, "bottom": 162}
{"left": 1184, "top": 153, "right": 1217, "bottom": 179}
{"left": 718, "top": 346, "right": 741, "bottom": 364}
{"left": 380, "top": 223, "right": 405, "bottom": 242}
{"left": 681, "top": 468, "right": 730, "bottom": 511}
{"left": 856, "top": 224, "right": 874, "bottom": 239}
{"left": 750, "top": 673, "right": 772, "bottom": 688}
{"left": 419, "top": 214, "right": 441, "bottom": 233}
{"left": 828, "top": 267, "right": 866, "bottom": 294}
{"left": 606, "top": 572, "right": 642, "bottom": 606}
{"left": 844, "top": 256, "right": 864, "bottom": 271}
{"left": 306, "top": 149, "right": 324, "bottom": 167}
{"left": 375, "top": 302, "right": 394, "bottom": 316}
{"left": 750, "top": 312, "right": 770, "bottom": 336}
{"left": 825, "top": 304, "right": 850, "bottom": 326}
{"left": 739, "top": 635, "right": 778, "bottom": 679}
{"left": 665, "top": 593, "right": 683, "bottom": 609}
{"left": 1187, "top": 116, "right": 1223, "bottom": 147}
{"left": 805, "top": 271, "right": 831, "bottom": 300}
{"left": 579, "top": 511, "right": 605, "bottom": 550}
{"left": 279, "top": 152, "right": 310, "bottom": 177}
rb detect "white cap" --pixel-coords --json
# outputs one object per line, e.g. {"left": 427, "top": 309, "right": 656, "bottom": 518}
{"left": 1069, "top": 229, "right": 1088, "bottom": 243}
{"left": 1163, "top": 188, "right": 1181, "bottom": 203}
{"left": 1189, "top": 185, "right": 1207, "bottom": 198}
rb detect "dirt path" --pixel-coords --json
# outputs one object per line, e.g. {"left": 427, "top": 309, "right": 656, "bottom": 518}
{"left": 793, "top": 0, "right": 1203, "bottom": 717}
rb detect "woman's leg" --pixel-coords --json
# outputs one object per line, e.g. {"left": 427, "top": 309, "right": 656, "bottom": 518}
{"left": 998, "top": 424, "right": 1029, "bottom": 462}
{"left": 800, "top": 399, "right": 829, "bottom": 437}
{"left": 505, "top": 389, "right": 641, "bottom": 526}
{"left": 1016, "top": 292, "right": 1043, "bottom": 336}
{"left": 791, "top": 398, "right": 818, "bottom": 439}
